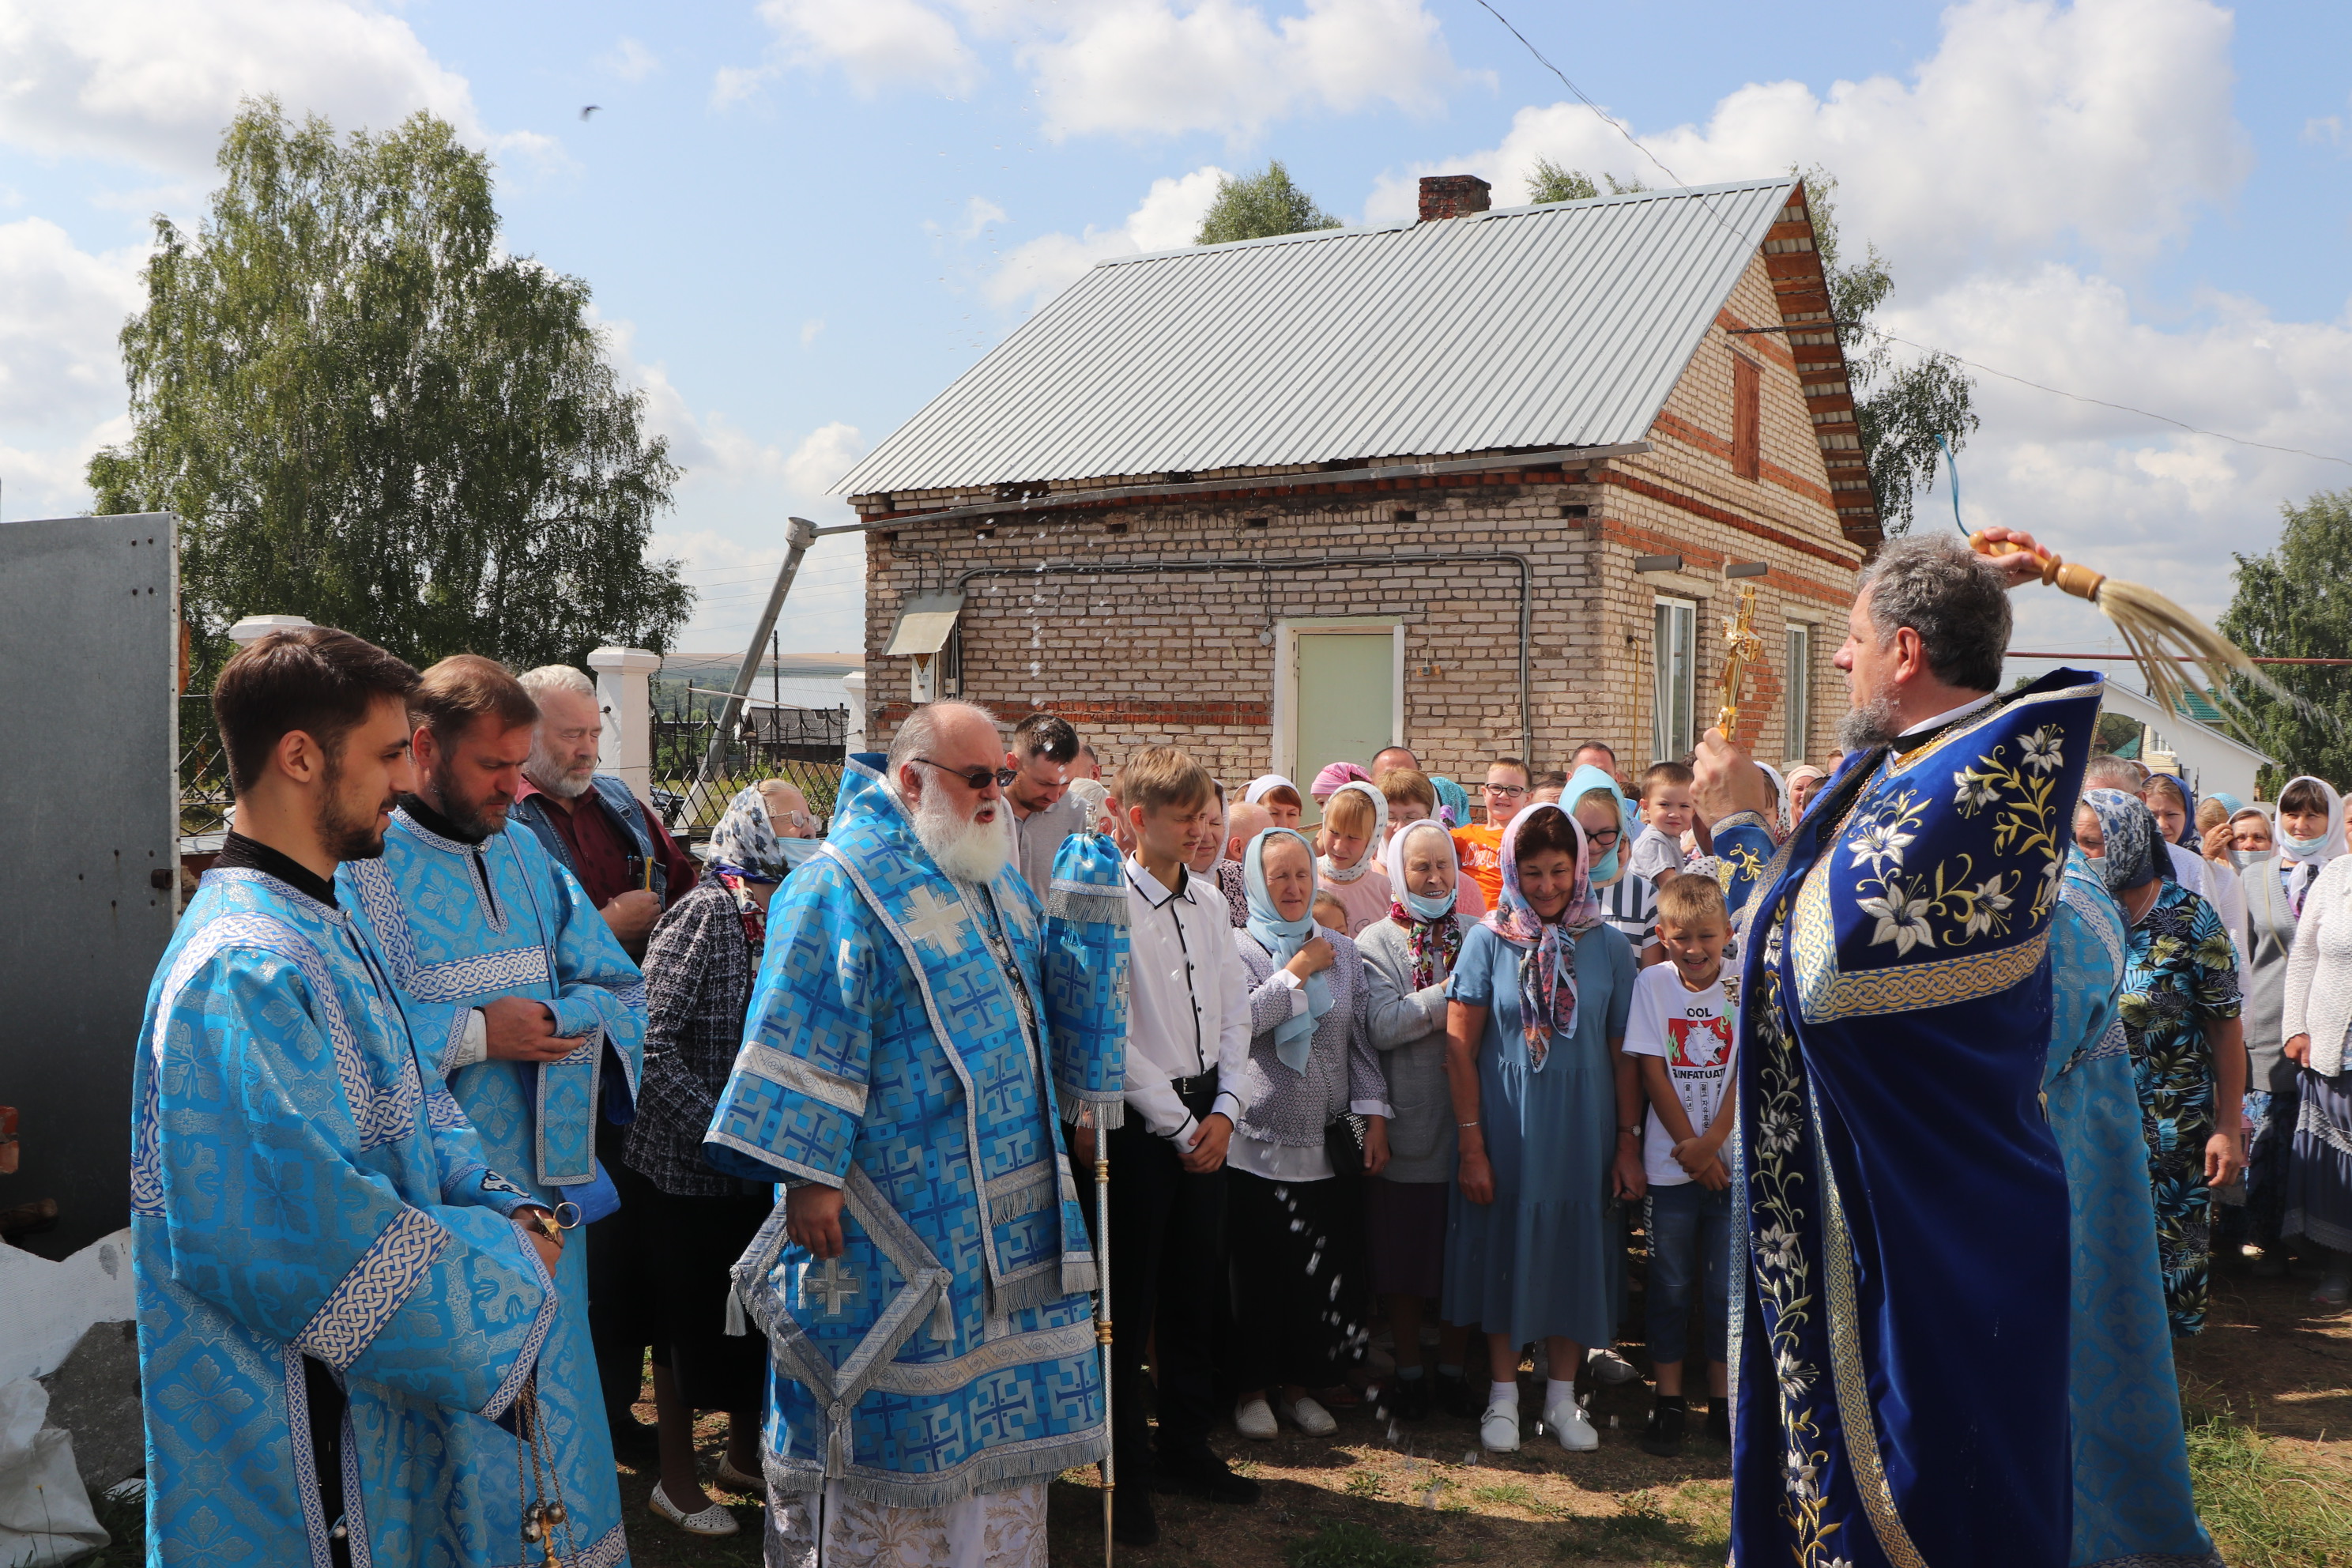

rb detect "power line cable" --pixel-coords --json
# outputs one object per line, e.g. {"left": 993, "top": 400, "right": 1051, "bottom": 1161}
{"left": 1471, "top": 0, "right": 2352, "bottom": 473}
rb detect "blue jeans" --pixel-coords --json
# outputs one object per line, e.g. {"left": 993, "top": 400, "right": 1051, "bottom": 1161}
{"left": 1645, "top": 1180, "right": 1731, "bottom": 1366}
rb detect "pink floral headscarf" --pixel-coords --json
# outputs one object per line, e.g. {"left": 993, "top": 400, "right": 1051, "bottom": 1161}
{"left": 1479, "top": 802, "right": 1603, "bottom": 1069}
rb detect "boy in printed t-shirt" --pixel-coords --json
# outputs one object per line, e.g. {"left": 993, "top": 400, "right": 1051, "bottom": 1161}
{"left": 1629, "top": 760, "right": 1698, "bottom": 892}
{"left": 1623, "top": 873, "right": 1737, "bottom": 1457}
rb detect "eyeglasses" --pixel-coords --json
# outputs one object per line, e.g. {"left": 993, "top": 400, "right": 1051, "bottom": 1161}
{"left": 768, "top": 808, "right": 817, "bottom": 832}
{"left": 1582, "top": 825, "right": 1622, "bottom": 850}
{"left": 914, "top": 758, "right": 1018, "bottom": 792}
{"left": 1483, "top": 782, "right": 1528, "bottom": 797}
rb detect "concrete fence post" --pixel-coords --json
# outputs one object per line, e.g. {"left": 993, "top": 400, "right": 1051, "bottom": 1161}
{"left": 588, "top": 646, "right": 662, "bottom": 805}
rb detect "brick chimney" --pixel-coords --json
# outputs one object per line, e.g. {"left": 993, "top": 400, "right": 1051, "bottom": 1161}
{"left": 1418, "top": 174, "right": 1491, "bottom": 222}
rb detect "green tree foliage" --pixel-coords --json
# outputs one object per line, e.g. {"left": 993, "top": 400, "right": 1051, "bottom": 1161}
{"left": 2218, "top": 488, "right": 2352, "bottom": 786}
{"left": 89, "top": 100, "right": 690, "bottom": 686}
{"left": 1525, "top": 157, "right": 1645, "bottom": 203}
{"left": 1801, "top": 165, "right": 1977, "bottom": 535}
{"left": 1194, "top": 160, "right": 1343, "bottom": 245}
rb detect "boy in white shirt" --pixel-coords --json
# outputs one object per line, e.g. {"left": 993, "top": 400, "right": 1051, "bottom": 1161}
{"left": 1623, "top": 873, "right": 1737, "bottom": 1457}
{"left": 1631, "top": 760, "right": 1698, "bottom": 891}
{"left": 1107, "top": 746, "right": 1260, "bottom": 1544}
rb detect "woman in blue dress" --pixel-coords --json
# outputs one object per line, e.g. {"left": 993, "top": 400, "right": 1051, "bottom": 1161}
{"left": 1441, "top": 797, "right": 1640, "bottom": 1455}
{"left": 2046, "top": 834, "right": 2221, "bottom": 1568}
{"left": 2081, "top": 789, "right": 2248, "bottom": 1337}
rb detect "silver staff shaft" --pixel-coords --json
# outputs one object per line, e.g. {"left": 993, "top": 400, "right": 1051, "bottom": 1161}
{"left": 1095, "top": 1126, "right": 1114, "bottom": 1568}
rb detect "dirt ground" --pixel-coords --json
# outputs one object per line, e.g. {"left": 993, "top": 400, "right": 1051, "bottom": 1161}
{"left": 620, "top": 1260, "right": 2352, "bottom": 1568}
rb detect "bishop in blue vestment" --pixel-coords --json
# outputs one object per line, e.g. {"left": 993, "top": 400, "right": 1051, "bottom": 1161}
{"left": 704, "top": 736, "right": 1106, "bottom": 1544}
{"left": 342, "top": 784, "right": 645, "bottom": 1568}
{"left": 135, "top": 850, "right": 559, "bottom": 1568}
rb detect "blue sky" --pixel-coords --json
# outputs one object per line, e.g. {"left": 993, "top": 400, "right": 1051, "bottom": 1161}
{"left": 3, "top": 0, "right": 2348, "bottom": 664}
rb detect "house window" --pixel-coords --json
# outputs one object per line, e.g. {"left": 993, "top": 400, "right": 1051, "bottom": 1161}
{"left": 1732, "top": 356, "right": 1761, "bottom": 480}
{"left": 1785, "top": 623, "right": 1811, "bottom": 760}
{"left": 1653, "top": 597, "right": 1698, "bottom": 762}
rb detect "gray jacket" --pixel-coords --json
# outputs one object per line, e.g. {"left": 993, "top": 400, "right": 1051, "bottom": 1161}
{"left": 1352, "top": 914, "right": 1468, "bottom": 1184}
{"left": 1013, "top": 792, "right": 1087, "bottom": 895}
{"left": 1230, "top": 929, "right": 1392, "bottom": 1148}
{"left": 2241, "top": 854, "right": 2299, "bottom": 1095}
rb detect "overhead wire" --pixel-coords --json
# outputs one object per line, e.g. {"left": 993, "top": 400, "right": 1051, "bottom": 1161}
{"left": 1471, "top": 0, "right": 2352, "bottom": 473}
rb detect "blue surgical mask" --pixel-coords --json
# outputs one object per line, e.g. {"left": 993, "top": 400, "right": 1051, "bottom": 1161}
{"left": 2281, "top": 829, "right": 2331, "bottom": 861}
{"left": 1590, "top": 846, "right": 1622, "bottom": 885}
{"left": 780, "top": 835, "right": 824, "bottom": 869}
{"left": 1401, "top": 884, "right": 1457, "bottom": 921}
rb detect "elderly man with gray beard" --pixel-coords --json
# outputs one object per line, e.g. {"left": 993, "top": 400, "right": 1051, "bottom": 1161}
{"left": 703, "top": 701, "right": 1106, "bottom": 1567}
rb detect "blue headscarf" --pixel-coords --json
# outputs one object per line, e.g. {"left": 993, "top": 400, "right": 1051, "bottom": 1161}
{"left": 1428, "top": 774, "right": 1472, "bottom": 831}
{"left": 2081, "top": 789, "right": 2169, "bottom": 896}
{"left": 1562, "top": 764, "right": 1630, "bottom": 886}
{"left": 1244, "top": 827, "right": 1333, "bottom": 1072}
{"left": 707, "top": 786, "right": 787, "bottom": 883}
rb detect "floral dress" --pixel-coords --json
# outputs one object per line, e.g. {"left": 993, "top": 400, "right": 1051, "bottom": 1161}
{"left": 2118, "top": 879, "right": 2243, "bottom": 1336}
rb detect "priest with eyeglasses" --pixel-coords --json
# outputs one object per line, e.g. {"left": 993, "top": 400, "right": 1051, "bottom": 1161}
{"left": 703, "top": 700, "right": 1106, "bottom": 1566}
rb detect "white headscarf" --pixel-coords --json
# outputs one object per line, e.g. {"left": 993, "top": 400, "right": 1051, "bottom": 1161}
{"left": 2278, "top": 775, "right": 2348, "bottom": 866}
{"left": 1318, "top": 780, "right": 1389, "bottom": 884}
{"left": 1245, "top": 774, "right": 1298, "bottom": 805}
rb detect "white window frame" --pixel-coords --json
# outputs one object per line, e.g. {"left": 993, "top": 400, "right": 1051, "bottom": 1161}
{"left": 1653, "top": 596, "right": 1699, "bottom": 763}
{"left": 1269, "top": 616, "right": 1407, "bottom": 786}
{"left": 1784, "top": 621, "right": 1811, "bottom": 762}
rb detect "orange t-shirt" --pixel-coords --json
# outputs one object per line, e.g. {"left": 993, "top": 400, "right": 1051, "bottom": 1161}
{"left": 1452, "top": 824, "right": 1506, "bottom": 911}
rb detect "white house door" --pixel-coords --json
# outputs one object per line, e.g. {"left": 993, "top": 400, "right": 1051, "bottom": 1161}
{"left": 1293, "top": 630, "right": 1395, "bottom": 824}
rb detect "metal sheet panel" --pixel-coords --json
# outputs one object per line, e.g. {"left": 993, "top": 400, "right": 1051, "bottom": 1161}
{"left": 881, "top": 591, "right": 967, "bottom": 656}
{"left": 838, "top": 179, "right": 1793, "bottom": 496}
{"left": 0, "top": 514, "right": 179, "bottom": 1258}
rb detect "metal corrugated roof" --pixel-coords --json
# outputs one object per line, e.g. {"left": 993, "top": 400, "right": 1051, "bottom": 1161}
{"left": 835, "top": 178, "right": 1796, "bottom": 498}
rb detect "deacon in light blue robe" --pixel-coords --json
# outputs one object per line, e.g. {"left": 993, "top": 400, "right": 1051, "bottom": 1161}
{"left": 341, "top": 805, "right": 645, "bottom": 1568}
{"left": 133, "top": 864, "right": 556, "bottom": 1568}
{"left": 1715, "top": 669, "right": 2101, "bottom": 1568}
{"left": 2046, "top": 852, "right": 2220, "bottom": 1568}
{"left": 706, "top": 756, "right": 1107, "bottom": 1510}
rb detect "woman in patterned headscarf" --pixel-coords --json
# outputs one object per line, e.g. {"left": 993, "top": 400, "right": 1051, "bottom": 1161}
{"left": 2077, "top": 789, "right": 2247, "bottom": 1336}
{"left": 625, "top": 786, "right": 796, "bottom": 1535}
{"left": 1440, "top": 801, "right": 1640, "bottom": 1456}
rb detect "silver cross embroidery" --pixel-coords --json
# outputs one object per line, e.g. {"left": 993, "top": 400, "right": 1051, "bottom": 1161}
{"left": 801, "top": 1256, "right": 861, "bottom": 1319}
{"left": 900, "top": 884, "right": 967, "bottom": 955}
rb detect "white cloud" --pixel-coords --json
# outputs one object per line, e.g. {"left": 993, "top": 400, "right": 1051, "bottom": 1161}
{"left": 724, "top": 0, "right": 1472, "bottom": 140}
{"left": 726, "top": 0, "right": 982, "bottom": 105}
{"left": 799, "top": 316, "right": 826, "bottom": 348}
{"left": 0, "top": 0, "right": 486, "bottom": 173}
{"left": 0, "top": 217, "right": 148, "bottom": 518}
{"left": 1005, "top": 0, "right": 1472, "bottom": 141}
{"left": 1366, "top": 0, "right": 2245, "bottom": 290}
{"left": 986, "top": 164, "right": 1226, "bottom": 307}
{"left": 601, "top": 37, "right": 659, "bottom": 83}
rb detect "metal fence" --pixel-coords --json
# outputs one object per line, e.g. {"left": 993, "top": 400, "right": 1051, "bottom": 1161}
{"left": 179, "top": 693, "right": 232, "bottom": 842}
{"left": 650, "top": 693, "right": 849, "bottom": 843}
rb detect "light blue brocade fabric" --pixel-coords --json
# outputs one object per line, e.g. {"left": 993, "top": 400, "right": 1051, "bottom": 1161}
{"left": 703, "top": 756, "right": 1106, "bottom": 1510}
{"left": 2045, "top": 853, "right": 2220, "bottom": 1568}
{"left": 338, "top": 811, "right": 646, "bottom": 1568}
{"left": 132, "top": 867, "right": 556, "bottom": 1568}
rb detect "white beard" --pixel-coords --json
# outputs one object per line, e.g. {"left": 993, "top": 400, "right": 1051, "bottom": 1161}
{"left": 910, "top": 782, "right": 1014, "bottom": 884}
{"left": 526, "top": 742, "right": 597, "bottom": 801}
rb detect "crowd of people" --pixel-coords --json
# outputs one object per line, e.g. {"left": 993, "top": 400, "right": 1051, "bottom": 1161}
{"left": 126, "top": 534, "right": 2352, "bottom": 1568}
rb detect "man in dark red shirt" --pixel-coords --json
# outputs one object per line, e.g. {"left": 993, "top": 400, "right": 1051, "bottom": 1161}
{"left": 511, "top": 664, "right": 701, "bottom": 1462}
{"left": 509, "top": 668, "right": 697, "bottom": 959}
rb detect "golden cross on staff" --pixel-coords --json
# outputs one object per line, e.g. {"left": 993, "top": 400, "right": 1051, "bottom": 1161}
{"left": 1715, "top": 583, "right": 1766, "bottom": 741}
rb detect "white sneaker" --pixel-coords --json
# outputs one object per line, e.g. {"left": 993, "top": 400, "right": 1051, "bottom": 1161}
{"left": 1280, "top": 1395, "right": 1336, "bottom": 1437}
{"left": 1547, "top": 1398, "right": 1599, "bottom": 1453}
{"left": 1479, "top": 1399, "right": 1521, "bottom": 1453}
{"left": 1235, "top": 1396, "right": 1278, "bottom": 1440}
{"left": 1588, "top": 1348, "right": 1638, "bottom": 1386}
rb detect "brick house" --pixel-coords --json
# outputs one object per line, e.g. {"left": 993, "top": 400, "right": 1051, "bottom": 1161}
{"left": 835, "top": 174, "right": 1879, "bottom": 797}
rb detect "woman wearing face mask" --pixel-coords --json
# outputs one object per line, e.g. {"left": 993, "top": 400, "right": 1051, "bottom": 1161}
{"left": 2232, "top": 781, "right": 2339, "bottom": 1273}
{"left": 1355, "top": 820, "right": 1481, "bottom": 1422}
{"left": 625, "top": 786, "right": 797, "bottom": 1534}
{"left": 1226, "top": 829, "right": 1393, "bottom": 1441}
{"left": 2275, "top": 777, "right": 2352, "bottom": 1303}
{"left": 2078, "top": 790, "right": 2248, "bottom": 1336}
{"left": 1442, "top": 797, "right": 1642, "bottom": 1455}
{"left": 1317, "top": 781, "right": 1393, "bottom": 936}
{"left": 2147, "top": 775, "right": 2248, "bottom": 963}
